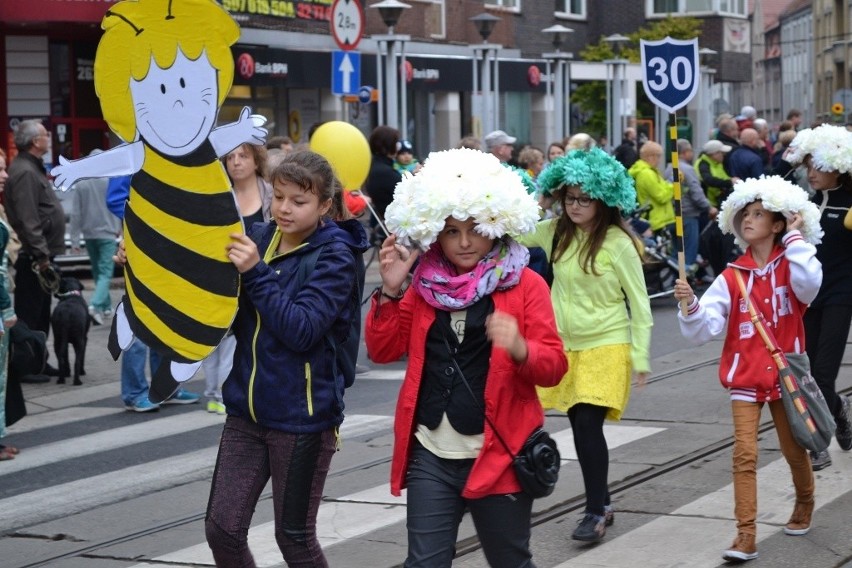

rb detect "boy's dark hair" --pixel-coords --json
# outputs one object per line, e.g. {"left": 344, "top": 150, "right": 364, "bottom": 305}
{"left": 369, "top": 125, "right": 400, "bottom": 156}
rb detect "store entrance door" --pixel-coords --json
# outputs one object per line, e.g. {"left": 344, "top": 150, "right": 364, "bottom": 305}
{"left": 50, "top": 117, "right": 110, "bottom": 161}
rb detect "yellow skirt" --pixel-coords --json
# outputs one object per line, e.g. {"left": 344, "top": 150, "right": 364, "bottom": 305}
{"left": 537, "top": 343, "right": 632, "bottom": 421}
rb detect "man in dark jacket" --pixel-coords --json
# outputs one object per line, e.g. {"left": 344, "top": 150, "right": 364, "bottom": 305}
{"left": 716, "top": 117, "right": 741, "bottom": 174}
{"left": 727, "top": 128, "right": 765, "bottom": 181}
{"left": 613, "top": 127, "right": 638, "bottom": 169}
{"left": 5, "top": 119, "right": 66, "bottom": 381}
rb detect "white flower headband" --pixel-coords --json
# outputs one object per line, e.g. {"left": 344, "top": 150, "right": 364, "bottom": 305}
{"left": 383, "top": 148, "right": 541, "bottom": 249}
{"left": 717, "top": 175, "right": 823, "bottom": 249}
{"left": 785, "top": 124, "right": 852, "bottom": 173}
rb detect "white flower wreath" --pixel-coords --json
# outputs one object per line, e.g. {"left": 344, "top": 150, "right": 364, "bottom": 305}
{"left": 785, "top": 124, "right": 852, "bottom": 173}
{"left": 383, "top": 148, "right": 541, "bottom": 248}
{"left": 717, "top": 175, "right": 823, "bottom": 249}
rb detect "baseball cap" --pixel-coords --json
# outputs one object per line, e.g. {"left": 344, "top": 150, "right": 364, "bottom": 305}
{"left": 484, "top": 130, "right": 517, "bottom": 150}
{"left": 703, "top": 140, "right": 732, "bottom": 154}
{"left": 398, "top": 139, "right": 414, "bottom": 154}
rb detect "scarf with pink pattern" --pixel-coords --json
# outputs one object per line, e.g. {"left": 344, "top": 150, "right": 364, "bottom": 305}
{"left": 411, "top": 238, "right": 529, "bottom": 310}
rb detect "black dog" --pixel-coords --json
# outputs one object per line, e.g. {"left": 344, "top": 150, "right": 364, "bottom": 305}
{"left": 50, "top": 277, "right": 91, "bottom": 385}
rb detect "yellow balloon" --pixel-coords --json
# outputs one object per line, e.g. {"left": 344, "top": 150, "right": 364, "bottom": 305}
{"left": 310, "top": 121, "right": 371, "bottom": 190}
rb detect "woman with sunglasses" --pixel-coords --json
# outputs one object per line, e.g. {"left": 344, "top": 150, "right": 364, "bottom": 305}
{"left": 517, "top": 148, "right": 652, "bottom": 543}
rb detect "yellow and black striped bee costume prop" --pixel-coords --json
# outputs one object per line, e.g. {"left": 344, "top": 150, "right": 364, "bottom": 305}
{"left": 116, "top": 140, "right": 241, "bottom": 364}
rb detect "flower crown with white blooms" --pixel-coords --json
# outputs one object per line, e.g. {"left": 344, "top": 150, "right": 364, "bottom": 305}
{"left": 717, "top": 175, "right": 823, "bottom": 249}
{"left": 383, "top": 148, "right": 541, "bottom": 248}
{"left": 785, "top": 123, "right": 852, "bottom": 173}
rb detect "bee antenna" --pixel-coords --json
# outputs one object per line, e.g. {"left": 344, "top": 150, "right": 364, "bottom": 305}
{"left": 105, "top": 10, "right": 144, "bottom": 35}
{"left": 166, "top": 0, "right": 175, "bottom": 20}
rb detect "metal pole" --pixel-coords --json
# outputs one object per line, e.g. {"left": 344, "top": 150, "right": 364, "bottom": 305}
{"left": 565, "top": 60, "right": 572, "bottom": 136}
{"left": 472, "top": 48, "right": 479, "bottom": 138}
{"left": 400, "top": 40, "right": 408, "bottom": 139}
{"left": 545, "top": 60, "right": 554, "bottom": 144}
{"left": 605, "top": 62, "right": 612, "bottom": 154}
{"left": 386, "top": 38, "right": 398, "bottom": 130}
{"left": 612, "top": 61, "right": 622, "bottom": 149}
{"left": 554, "top": 59, "right": 564, "bottom": 142}
{"left": 376, "top": 45, "right": 384, "bottom": 126}
{"left": 492, "top": 48, "right": 500, "bottom": 131}
{"left": 482, "top": 47, "right": 492, "bottom": 135}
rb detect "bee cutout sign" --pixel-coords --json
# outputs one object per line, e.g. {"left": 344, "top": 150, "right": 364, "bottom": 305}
{"left": 640, "top": 37, "right": 699, "bottom": 114}
{"left": 49, "top": 0, "right": 268, "bottom": 401}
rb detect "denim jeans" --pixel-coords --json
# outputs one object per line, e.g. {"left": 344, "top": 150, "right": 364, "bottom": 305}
{"left": 683, "top": 216, "right": 700, "bottom": 266}
{"left": 85, "top": 238, "right": 117, "bottom": 312}
{"left": 404, "top": 442, "right": 536, "bottom": 568}
{"left": 120, "top": 338, "right": 161, "bottom": 406}
{"left": 206, "top": 415, "right": 336, "bottom": 568}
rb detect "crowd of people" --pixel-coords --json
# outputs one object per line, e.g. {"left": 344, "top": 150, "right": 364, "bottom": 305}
{"left": 0, "top": 111, "right": 850, "bottom": 567}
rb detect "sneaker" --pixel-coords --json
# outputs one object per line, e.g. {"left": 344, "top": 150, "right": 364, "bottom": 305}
{"left": 722, "top": 533, "right": 758, "bottom": 562}
{"left": 162, "top": 389, "right": 201, "bottom": 405}
{"left": 835, "top": 396, "right": 852, "bottom": 451}
{"left": 604, "top": 505, "right": 615, "bottom": 527}
{"left": 784, "top": 500, "right": 814, "bottom": 535}
{"left": 810, "top": 449, "right": 832, "bottom": 471}
{"left": 572, "top": 513, "right": 607, "bottom": 542}
{"left": 206, "top": 400, "right": 226, "bottom": 415}
{"left": 103, "top": 308, "right": 114, "bottom": 318}
{"left": 125, "top": 398, "right": 160, "bottom": 412}
{"left": 88, "top": 306, "right": 104, "bottom": 326}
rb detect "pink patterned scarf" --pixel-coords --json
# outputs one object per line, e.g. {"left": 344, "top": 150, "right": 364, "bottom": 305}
{"left": 411, "top": 238, "right": 529, "bottom": 310}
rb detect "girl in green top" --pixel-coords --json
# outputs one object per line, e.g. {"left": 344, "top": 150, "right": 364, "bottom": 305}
{"left": 518, "top": 147, "right": 652, "bottom": 543}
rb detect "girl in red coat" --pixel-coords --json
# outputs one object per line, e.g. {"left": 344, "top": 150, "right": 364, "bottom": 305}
{"left": 365, "top": 148, "right": 567, "bottom": 568}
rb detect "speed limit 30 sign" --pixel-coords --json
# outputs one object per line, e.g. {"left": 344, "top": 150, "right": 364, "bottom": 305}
{"left": 331, "top": 0, "right": 364, "bottom": 51}
{"left": 640, "top": 37, "right": 699, "bottom": 114}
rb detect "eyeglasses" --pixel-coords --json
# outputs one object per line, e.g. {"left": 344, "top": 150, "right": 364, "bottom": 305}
{"left": 563, "top": 195, "right": 593, "bottom": 207}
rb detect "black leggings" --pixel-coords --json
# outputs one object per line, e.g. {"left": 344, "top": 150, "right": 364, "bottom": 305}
{"left": 568, "top": 403, "right": 611, "bottom": 516}
{"left": 804, "top": 305, "right": 852, "bottom": 418}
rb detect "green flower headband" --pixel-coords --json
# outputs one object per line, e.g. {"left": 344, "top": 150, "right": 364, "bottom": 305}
{"left": 537, "top": 148, "right": 636, "bottom": 211}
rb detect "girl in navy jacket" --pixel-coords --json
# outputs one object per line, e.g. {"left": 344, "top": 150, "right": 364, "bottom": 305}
{"left": 206, "top": 151, "right": 369, "bottom": 567}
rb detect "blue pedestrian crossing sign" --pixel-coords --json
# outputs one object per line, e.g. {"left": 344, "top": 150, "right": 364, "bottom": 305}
{"left": 332, "top": 50, "right": 361, "bottom": 96}
{"left": 640, "top": 37, "right": 699, "bottom": 114}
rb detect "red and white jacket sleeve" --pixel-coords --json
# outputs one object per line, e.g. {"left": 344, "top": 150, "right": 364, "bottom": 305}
{"left": 782, "top": 230, "right": 822, "bottom": 304}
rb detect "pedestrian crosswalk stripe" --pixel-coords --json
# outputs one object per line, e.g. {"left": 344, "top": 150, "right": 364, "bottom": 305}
{"left": 356, "top": 369, "right": 405, "bottom": 381}
{"left": 131, "top": 423, "right": 666, "bottom": 567}
{"left": 8, "top": 406, "right": 124, "bottom": 435}
{"left": 0, "top": 412, "right": 224, "bottom": 475}
{"left": 0, "top": 414, "right": 395, "bottom": 532}
{"left": 24, "top": 381, "right": 123, "bottom": 412}
{"left": 553, "top": 441, "right": 852, "bottom": 567}
{"left": 551, "top": 424, "right": 665, "bottom": 461}
{"left": 0, "top": 447, "right": 217, "bottom": 532}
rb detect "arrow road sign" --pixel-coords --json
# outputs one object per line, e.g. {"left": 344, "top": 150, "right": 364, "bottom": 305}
{"left": 332, "top": 50, "right": 361, "bottom": 96}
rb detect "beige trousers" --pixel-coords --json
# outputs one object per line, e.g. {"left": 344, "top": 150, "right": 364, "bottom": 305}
{"left": 731, "top": 399, "right": 814, "bottom": 536}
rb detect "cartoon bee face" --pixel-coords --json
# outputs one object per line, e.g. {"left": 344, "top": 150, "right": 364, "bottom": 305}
{"left": 131, "top": 50, "right": 219, "bottom": 156}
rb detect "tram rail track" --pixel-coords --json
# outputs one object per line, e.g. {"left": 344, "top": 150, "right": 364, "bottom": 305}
{"left": 17, "top": 356, "right": 851, "bottom": 568}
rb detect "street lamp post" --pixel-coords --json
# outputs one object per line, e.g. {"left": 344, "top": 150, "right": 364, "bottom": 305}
{"left": 370, "top": 1, "right": 411, "bottom": 135}
{"left": 542, "top": 24, "right": 574, "bottom": 143}
{"left": 604, "top": 34, "right": 629, "bottom": 152}
{"left": 696, "top": 47, "right": 717, "bottom": 144}
{"left": 470, "top": 13, "right": 502, "bottom": 137}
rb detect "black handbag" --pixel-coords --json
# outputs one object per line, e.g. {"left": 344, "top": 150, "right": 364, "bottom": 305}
{"left": 441, "top": 335, "right": 560, "bottom": 498}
